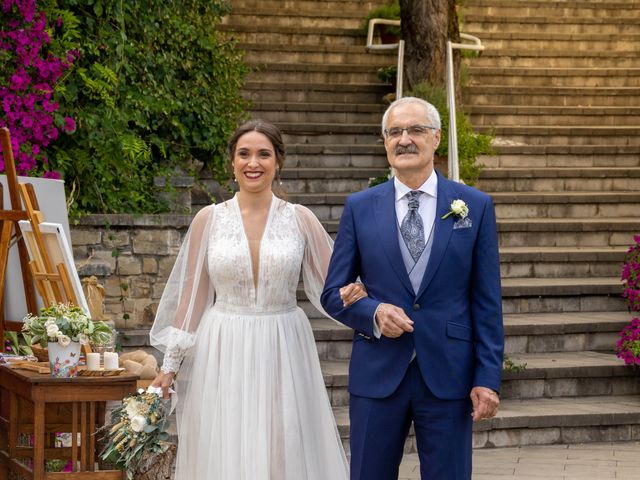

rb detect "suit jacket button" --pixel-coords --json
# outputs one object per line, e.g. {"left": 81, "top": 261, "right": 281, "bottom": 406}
{"left": 413, "top": 303, "right": 420, "bottom": 311}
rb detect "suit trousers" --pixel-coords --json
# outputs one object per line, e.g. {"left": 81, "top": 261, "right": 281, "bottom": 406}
{"left": 349, "top": 359, "right": 473, "bottom": 480}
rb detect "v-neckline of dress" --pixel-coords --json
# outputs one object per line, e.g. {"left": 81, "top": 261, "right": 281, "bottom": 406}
{"left": 233, "top": 193, "right": 277, "bottom": 302}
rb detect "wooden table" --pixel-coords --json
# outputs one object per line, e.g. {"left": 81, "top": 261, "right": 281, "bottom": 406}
{"left": 0, "top": 365, "right": 138, "bottom": 479}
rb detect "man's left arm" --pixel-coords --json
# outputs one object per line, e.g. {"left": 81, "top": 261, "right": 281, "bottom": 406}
{"left": 469, "top": 195, "right": 504, "bottom": 420}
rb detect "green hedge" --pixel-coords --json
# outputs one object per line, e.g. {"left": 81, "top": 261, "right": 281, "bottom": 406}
{"left": 45, "top": 0, "right": 248, "bottom": 215}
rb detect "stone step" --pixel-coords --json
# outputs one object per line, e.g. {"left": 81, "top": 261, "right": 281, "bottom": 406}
{"left": 463, "top": 0, "right": 640, "bottom": 18}
{"left": 246, "top": 63, "right": 380, "bottom": 84}
{"left": 464, "top": 86, "right": 640, "bottom": 107}
{"left": 501, "top": 277, "right": 622, "bottom": 297}
{"left": 489, "top": 191, "right": 640, "bottom": 217}
{"left": 281, "top": 167, "right": 386, "bottom": 198}
{"left": 502, "top": 311, "right": 630, "bottom": 353}
{"left": 467, "top": 51, "right": 640, "bottom": 69}
{"left": 463, "top": 14, "right": 640, "bottom": 35}
{"left": 278, "top": 122, "right": 382, "bottom": 146}
{"left": 334, "top": 395, "right": 640, "bottom": 452}
{"left": 483, "top": 126, "right": 640, "bottom": 146}
{"left": 321, "top": 351, "right": 638, "bottom": 406}
{"left": 499, "top": 246, "right": 626, "bottom": 279}
{"left": 226, "top": 0, "right": 388, "bottom": 17}
{"left": 220, "top": 24, "right": 366, "bottom": 47}
{"left": 243, "top": 81, "right": 390, "bottom": 104}
{"left": 466, "top": 67, "right": 640, "bottom": 88}
{"left": 222, "top": 9, "right": 371, "bottom": 30}
{"left": 496, "top": 218, "right": 639, "bottom": 247}
{"left": 311, "top": 311, "right": 631, "bottom": 358}
{"left": 477, "top": 36, "right": 640, "bottom": 54}
{"left": 468, "top": 105, "right": 640, "bottom": 126}
{"left": 238, "top": 43, "right": 397, "bottom": 66}
{"left": 482, "top": 145, "right": 640, "bottom": 168}
{"left": 250, "top": 101, "right": 384, "bottom": 124}
{"left": 478, "top": 168, "right": 640, "bottom": 192}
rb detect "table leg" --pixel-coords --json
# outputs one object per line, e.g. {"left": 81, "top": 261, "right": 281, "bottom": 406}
{"left": 89, "top": 402, "right": 96, "bottom": 471}
{"left": 72, "top": 402, "right": 78, "bottom": 472}
{"left": 33, "top": 401, "right": 45, "bottom": 480}
{"left": 81, "top": 402, "right": 88, "bottom": 471}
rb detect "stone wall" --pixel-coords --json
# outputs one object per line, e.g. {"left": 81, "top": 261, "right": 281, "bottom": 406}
{"left": 71, "top": 213, "right": 193, "bottom": 331}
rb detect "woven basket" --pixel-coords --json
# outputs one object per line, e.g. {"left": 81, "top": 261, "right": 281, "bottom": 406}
{"left": 135, "top": 442, "right": 176, "bottom": 480}
{"left": 30, "top": 345, "right": 49, "bottom": 362}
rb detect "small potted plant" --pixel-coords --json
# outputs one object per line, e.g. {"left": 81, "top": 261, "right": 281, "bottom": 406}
{"left": 22, "top": 303, "right": 113, "bottom": 377}
{"left": 616, "top": 317, "right": 640, "bottom": 366}
{"left": 362, "top": 0, "right": 401, "bottom": 44}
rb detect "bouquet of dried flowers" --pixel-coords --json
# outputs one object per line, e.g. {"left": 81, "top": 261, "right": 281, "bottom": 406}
{"left": 99, "top": 390, "right": 170, "bottom": 480}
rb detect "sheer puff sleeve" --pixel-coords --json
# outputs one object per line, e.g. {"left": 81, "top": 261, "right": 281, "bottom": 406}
{"left": 294, "top": 204, "right": 340, "bottom": 323}
{"left": 150, "top": 205, "right": 215, "bottom": 373}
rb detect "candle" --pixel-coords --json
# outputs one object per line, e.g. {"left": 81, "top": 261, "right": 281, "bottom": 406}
{"left": 86, "top": 352, "right": 100, "bottom": 371}
{"left": 104, "top": 352, "right": 119, "bottom": 370}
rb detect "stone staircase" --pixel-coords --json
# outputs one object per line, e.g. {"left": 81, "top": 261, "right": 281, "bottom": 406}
{"left": 122, "top": 0, "right": 640, "bottom": 457}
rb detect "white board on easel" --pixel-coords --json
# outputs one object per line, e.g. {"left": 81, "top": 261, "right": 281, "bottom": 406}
{"left": 1, "top": 175, "right": 70, "bottom": 321}
{"left": 18, "top": 220, "right": 89, "bottom": 315}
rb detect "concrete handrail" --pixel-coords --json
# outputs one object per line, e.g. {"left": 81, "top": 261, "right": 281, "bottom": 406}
{"left": 365, "top": 18, "right": 404, "bottom": 100}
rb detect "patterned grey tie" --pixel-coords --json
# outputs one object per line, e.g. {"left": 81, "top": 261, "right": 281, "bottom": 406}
{"left": 400, "top": 190, "right": 425, "bottom": 262}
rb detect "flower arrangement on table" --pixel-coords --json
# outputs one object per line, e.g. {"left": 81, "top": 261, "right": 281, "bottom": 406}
{"left": 21, "top": 303, "right": 113, "bottom": 349}
{"left": 100, "top": 390, "right": 171, "bottom": 480}
{"left": 616, "top": 234, "right": 640, "bottom": 366}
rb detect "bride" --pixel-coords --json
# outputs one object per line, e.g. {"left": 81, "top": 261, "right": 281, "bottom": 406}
{"left": 149, "top": 120, "right": 364, "bottom": 479}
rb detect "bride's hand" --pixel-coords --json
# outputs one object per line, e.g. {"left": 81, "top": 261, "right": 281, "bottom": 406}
{"left": 340, "top": 282, "right": 368, "bottom": 307}
{"left": 150, "top": 370, "right": 175, "bottom": 399}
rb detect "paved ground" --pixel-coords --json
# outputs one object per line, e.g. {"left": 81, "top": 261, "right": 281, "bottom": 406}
{"left": 399, "top": 441, "right": 640, "bottom": 479}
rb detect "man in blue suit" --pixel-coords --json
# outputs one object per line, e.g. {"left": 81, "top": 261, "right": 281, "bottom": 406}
{"left": 321, "top": 97, "right": 504, "bottom": 480}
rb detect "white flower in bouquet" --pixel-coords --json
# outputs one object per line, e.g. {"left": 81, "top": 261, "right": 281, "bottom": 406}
{"left": 130, "top": 415, "right": 147, "bottom": 433}
{"left": 46, "top": 323, "right": 60, "bottom": 338}
{"left": 78, "top": 333, "right": 90, "bottom": 345}
{"left": 45, "top": 318, "right": 56, "bottom": 327}
{"left": 58, "top": 335, "right": 71, "bottom": 347}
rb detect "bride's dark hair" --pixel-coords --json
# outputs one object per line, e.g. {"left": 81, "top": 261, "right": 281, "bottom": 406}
{"left": 228, "top": 120, "right": 285, "bottom": 170}
{"left": 227, "top": 119, "right": 287, "bottom": 199}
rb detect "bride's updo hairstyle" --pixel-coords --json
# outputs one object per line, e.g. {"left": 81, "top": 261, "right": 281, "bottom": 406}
{"left": 228, "top": 119, "right": 285, "bottom": 170}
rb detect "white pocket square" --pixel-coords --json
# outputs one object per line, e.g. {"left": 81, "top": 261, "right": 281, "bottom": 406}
{"left": 453, "top": 217, "right": 472, "bottom": 229}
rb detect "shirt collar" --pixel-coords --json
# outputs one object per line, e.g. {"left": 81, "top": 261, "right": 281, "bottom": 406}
{"left": 394, "top": 170, "right": 438, "bottom": 203}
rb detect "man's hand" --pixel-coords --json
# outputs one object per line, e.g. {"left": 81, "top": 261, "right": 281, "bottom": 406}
{"left": 470, "top": 386, "right": 500, "bottom": 422}
{"left": 375, "top": 303, "right": 414, "bottom": 338}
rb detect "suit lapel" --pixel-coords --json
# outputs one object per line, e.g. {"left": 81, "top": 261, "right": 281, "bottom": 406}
{"left": 374, "top": 181, "right": 415, "bottom": 296}
{"left": 416, "top": 173, "right": 455, "bottom": 299}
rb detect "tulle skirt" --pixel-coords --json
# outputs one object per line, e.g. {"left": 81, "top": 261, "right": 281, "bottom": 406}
{"left": 173, "top": 305, "right": 349, "bottom": 480}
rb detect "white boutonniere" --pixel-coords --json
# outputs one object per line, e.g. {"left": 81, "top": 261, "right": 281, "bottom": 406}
{"left": 441, "top": 199, "right": 469, "bottom": 220}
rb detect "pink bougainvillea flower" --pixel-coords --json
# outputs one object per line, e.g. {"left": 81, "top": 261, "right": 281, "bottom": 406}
{"left": 63, "top": 116, "right": 75, "bottom": 133}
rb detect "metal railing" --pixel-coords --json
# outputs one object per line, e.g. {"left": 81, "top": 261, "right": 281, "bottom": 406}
{"left": 366, "top": 19, "right": 484, "bottom": 183}
{"left": 446, "top": 34, "right": 484, "bottom": 182}
{"left": 365, "top": 19, "right": 404, "bottom": 101}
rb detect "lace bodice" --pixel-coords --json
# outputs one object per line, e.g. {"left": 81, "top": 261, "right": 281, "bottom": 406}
{"left": 152, "top": 194, "right": 334, "bottom": 373}
{"left": 210, "top": 198, "right": 304, "bottom": 313}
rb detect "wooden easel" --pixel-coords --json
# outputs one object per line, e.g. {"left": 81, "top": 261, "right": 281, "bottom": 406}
{"left": 0, "top": 127, "right": 79, "bottom": 345}
{"left": 0, "top": 127, "right": 37, "bottom": 342}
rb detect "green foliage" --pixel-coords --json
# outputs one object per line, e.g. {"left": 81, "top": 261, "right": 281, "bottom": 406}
{"left": 42, "top": 0, "right": 248, "bottom": 215}
{"left": 503, "top": 354, "right": 527, "bottom": 373}
{"left": 408, "top": 83, "right": 493, "bottom": 185}
{"left": 3, "top": 331, "right": 34, "bottom": 356}
{"left": 361, "top": 1, "right": 401, "bottom": 37}
{"left": 377, "top": 65, "right": 398, "bottom": 85}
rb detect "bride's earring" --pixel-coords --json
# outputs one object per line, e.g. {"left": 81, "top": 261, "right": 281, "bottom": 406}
{"left": 276, "top": 166, "right": 282, "bottom": 186}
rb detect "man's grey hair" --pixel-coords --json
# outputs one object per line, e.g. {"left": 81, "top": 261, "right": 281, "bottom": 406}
{"left": 381, "top": 97, "right": 442, "bottom": 136}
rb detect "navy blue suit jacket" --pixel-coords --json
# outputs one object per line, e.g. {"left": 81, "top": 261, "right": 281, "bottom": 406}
{"left": 320, "top": 172, "right": 504, "bottom": 400}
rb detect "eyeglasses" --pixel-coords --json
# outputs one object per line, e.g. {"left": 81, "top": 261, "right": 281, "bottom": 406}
{"left": 384, "top": 125, "right": 437, "bottom": 139}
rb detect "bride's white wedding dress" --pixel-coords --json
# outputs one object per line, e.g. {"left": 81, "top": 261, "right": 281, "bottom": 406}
{"left": 150, "top": 194, "right": 348, "bottom": 480}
